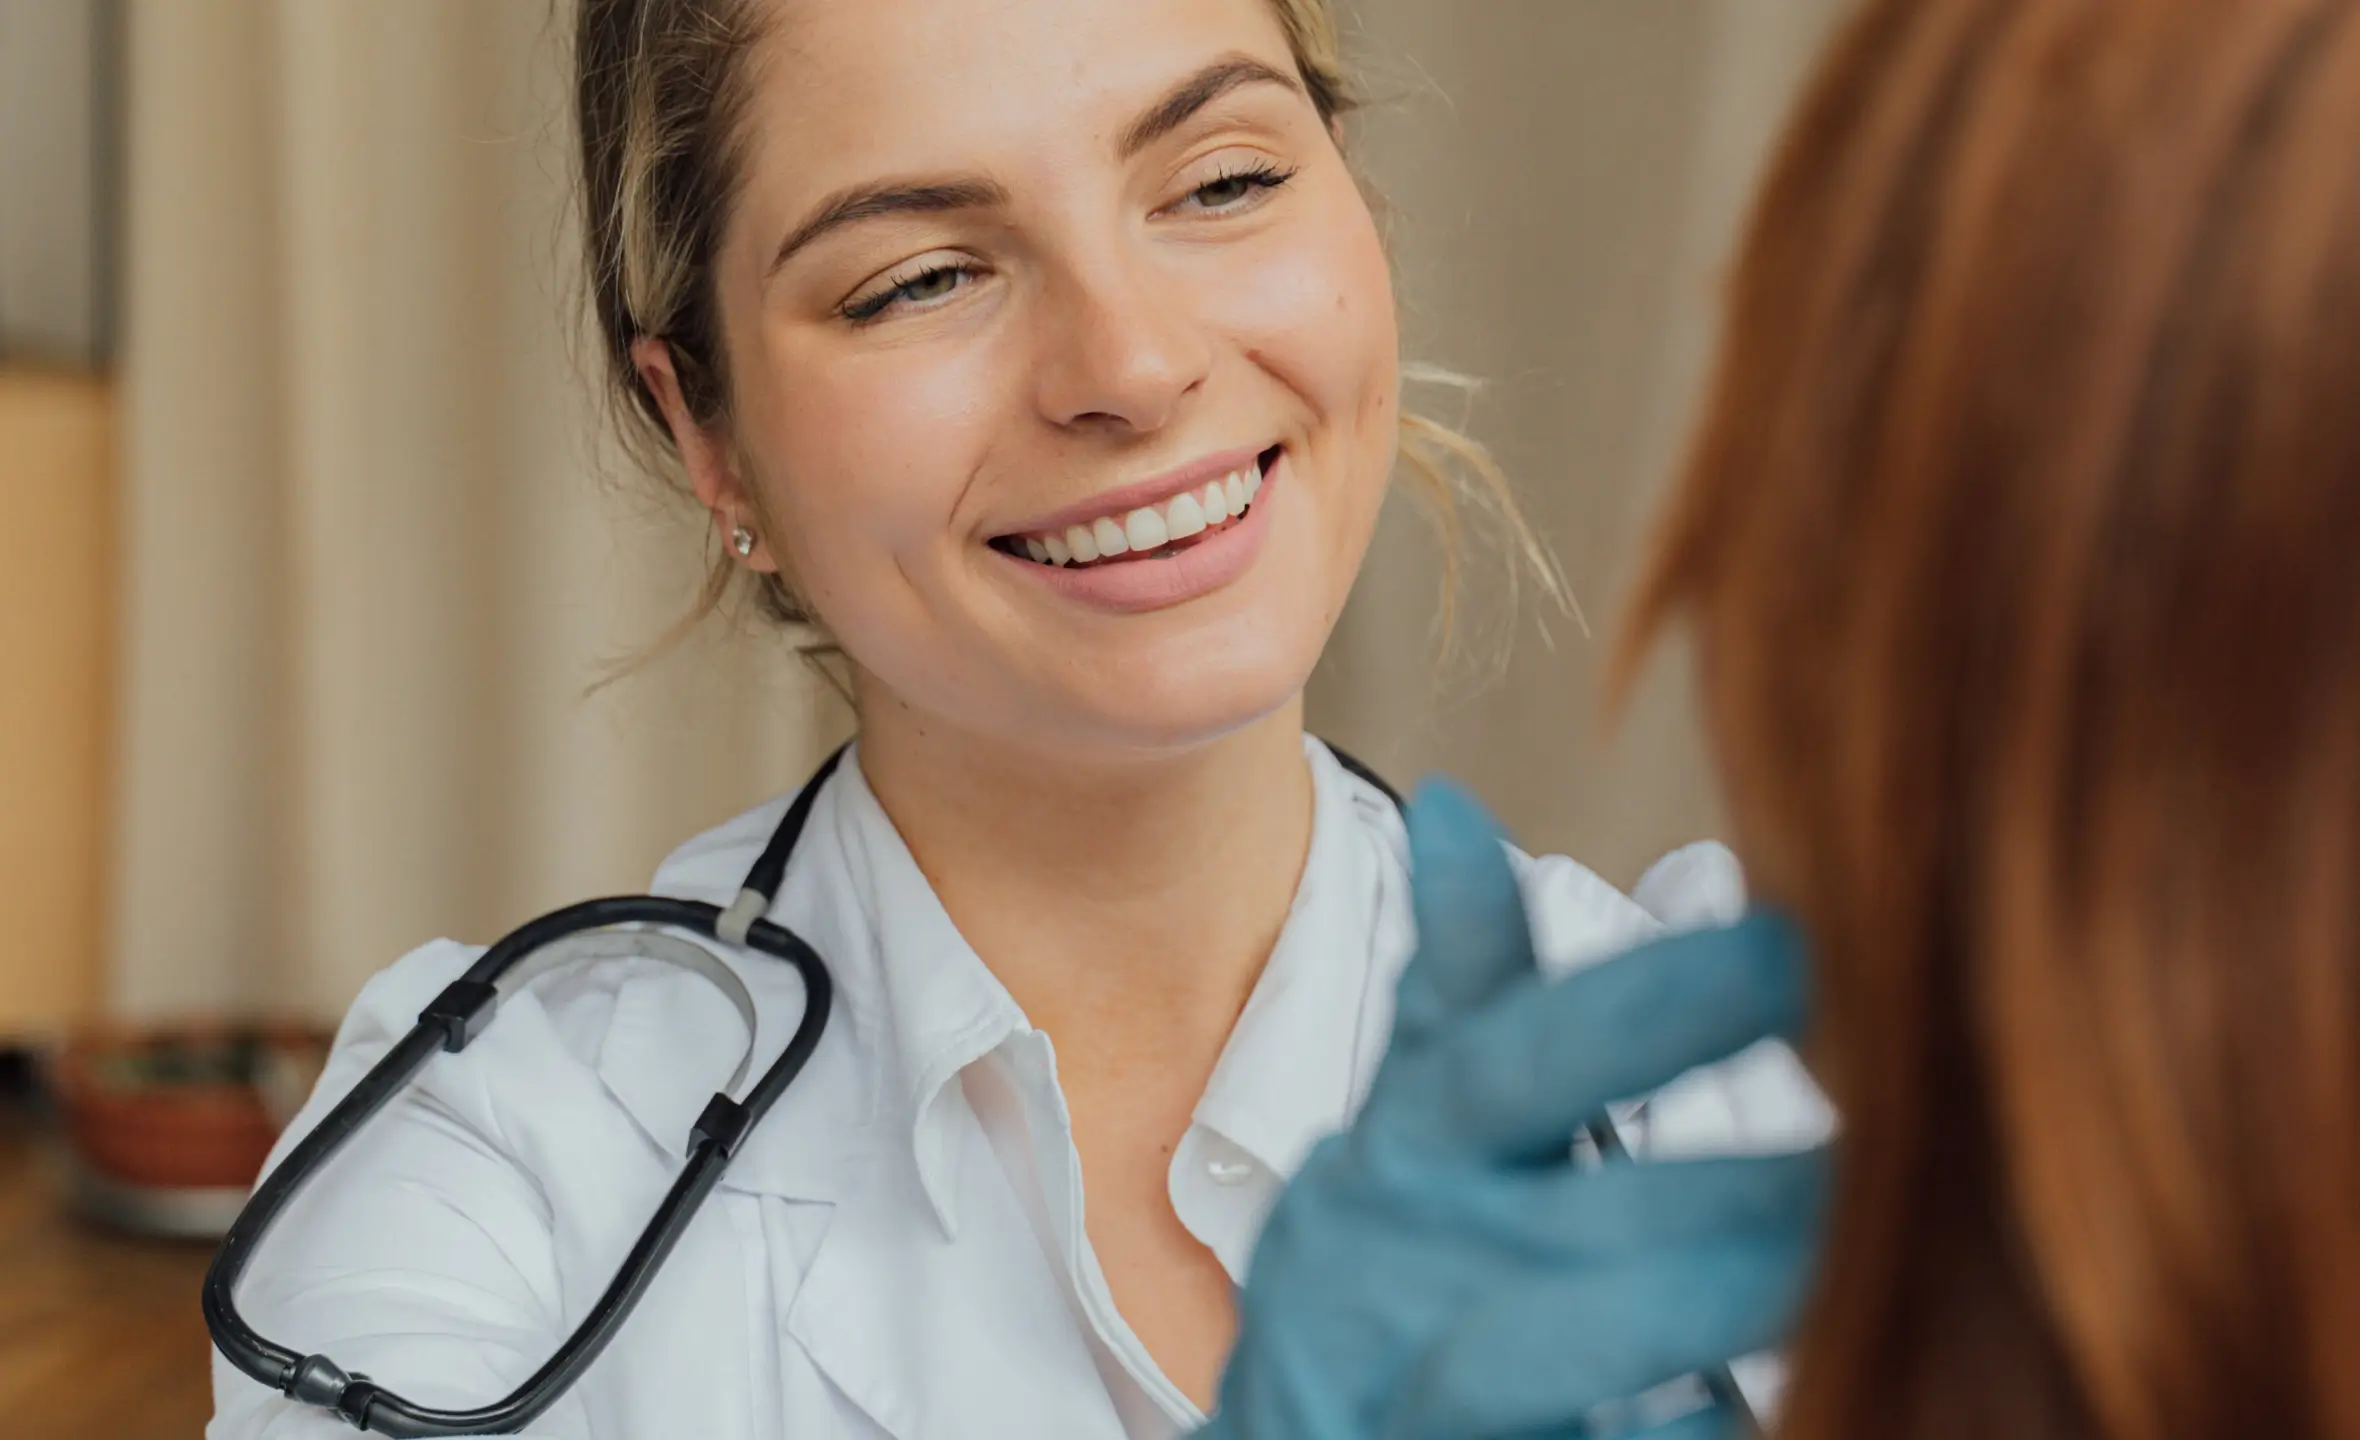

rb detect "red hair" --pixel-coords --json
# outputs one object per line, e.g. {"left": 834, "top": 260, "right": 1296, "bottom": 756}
{"left": 1622, "top": 1, "right": 2360, "bottom": 1434}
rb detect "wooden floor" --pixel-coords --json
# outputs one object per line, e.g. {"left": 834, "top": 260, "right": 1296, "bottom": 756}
{"left": 0, "top": 1093, "right": 218, "bottom": 1439}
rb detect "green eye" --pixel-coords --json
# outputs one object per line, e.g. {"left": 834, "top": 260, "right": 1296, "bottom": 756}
{"left": 844, "top": 264, "right": 975, "bottom": 323}
{"left": 1195, "top": 176, "right": 1260, "bottom": 207}
{"left": 1178, "top": 163, "right": 1297, "bottom": 215}
{"left": 901, "top": 270, "right": 961, "bottom": 302}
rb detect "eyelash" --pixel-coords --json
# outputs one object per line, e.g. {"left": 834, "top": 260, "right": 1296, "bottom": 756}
{"left": 843, "top": 263, "right": 971, "bottom": 324}
{"left": 1174, "top": 160, "right": 1298, "bottom": 214}
{"left": 838, "top": 161, "right": 1301, "bottom": 325}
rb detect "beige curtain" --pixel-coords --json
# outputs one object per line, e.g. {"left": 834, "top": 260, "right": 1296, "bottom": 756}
{"left": 111, "top": 0, "right": 840, "bottom": 1023}
{"left": 107, "top": 0, "right": 1845, "bottom": 1022}
{"left": 1313, "top": 0, "right": 1851, "bottom": 882}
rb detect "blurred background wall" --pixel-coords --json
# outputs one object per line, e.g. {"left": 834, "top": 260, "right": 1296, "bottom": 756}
{"left": 1311, "top": 0, "right": 1851, "bottom": 880}
{"left": 107, "top": 0, "right": 836, "bottom": 1024}
{"left": 0, "top": 0, "right": 118, "bottom": 1045}
{"left": 9, "top": 0, "right": 1849, "bottom": 1031}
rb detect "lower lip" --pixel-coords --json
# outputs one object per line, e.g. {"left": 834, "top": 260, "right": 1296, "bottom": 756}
{"left": 997, "top": 456, "right": 1281, "bottom": 615}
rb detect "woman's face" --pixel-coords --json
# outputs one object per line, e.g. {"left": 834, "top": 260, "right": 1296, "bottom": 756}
{"left": 680, "top": 0, "right": 1397, "bottom": 759}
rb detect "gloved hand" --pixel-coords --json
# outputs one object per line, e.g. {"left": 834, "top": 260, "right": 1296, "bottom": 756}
{"left": 1199, "top": 781, "right": 1827, "bottom": 1440}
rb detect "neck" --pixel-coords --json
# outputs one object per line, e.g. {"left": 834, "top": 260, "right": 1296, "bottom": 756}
{"left": 853, "top": 692, "right": 1317, "bottom": 1067}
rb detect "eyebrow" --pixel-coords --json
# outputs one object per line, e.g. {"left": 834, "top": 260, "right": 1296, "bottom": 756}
{"left": 1116, "top": 55, "right": 1304, "bottom": 162}
{"left": 768, "top": 55, "right": 1305, "bottom": 275}
{"left": 769, "top": 178, "right": 1009, "bottom": 274}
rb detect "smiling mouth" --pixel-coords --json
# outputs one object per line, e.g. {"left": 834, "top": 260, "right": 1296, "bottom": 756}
{"left": 990, "top": 446, "right": 1279, "bottom": 568}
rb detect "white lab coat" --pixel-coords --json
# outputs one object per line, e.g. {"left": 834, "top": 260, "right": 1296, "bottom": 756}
{"left": 209, "top": 739, "right": 1830, "bottom": 1440}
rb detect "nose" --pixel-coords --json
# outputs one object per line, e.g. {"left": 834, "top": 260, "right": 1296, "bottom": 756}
{"left": 1031, "top": 248, "right": 1213, "bottom": 435}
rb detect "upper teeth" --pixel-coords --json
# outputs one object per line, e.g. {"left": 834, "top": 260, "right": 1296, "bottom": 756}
{"left": 1017, "top": 461, "right": 1264, "bottom": 567}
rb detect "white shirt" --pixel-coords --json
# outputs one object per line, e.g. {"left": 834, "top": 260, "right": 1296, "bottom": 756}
{"left": 210, "top": 737, "right": 1831, "bottom": 1440}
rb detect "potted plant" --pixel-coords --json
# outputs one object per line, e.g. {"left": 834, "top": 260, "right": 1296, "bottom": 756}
{"left": 52, "top": 1024, "right": 331, "bottom": 1233}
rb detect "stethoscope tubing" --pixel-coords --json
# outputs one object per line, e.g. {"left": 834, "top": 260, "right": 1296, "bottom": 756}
{"left": 204, "top": 752, "right": 844, "bottom": 1436}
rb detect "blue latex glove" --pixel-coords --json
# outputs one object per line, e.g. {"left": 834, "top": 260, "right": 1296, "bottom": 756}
{"left": 1198, "top": 781, "right": 1826, "bottom": 1440}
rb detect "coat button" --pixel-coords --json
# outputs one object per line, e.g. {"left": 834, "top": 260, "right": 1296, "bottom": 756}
{"left": 1206, "top": 1157, "right": 1255, "bottom": 1186}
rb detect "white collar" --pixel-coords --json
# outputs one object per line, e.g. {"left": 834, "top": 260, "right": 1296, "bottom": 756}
{"left": 850, "top": 736, "right": 1405, "bottom": 1239}
{"left": 637, "top": 735, "right": 1408, "bottom": 1239}
{"left": 1190, "top": 739, "right": 1406, "bottom": 1180}
{"left": 826, "top": 752, "right": 1031, "bottom": 1238}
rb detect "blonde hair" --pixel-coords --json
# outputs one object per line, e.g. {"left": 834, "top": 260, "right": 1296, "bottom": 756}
{"left": 575, "top": 0, "right": 1565, "bottom": 664}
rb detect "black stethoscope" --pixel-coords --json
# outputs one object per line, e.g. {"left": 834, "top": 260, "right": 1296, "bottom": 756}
{"left": 204, "top": 747, "right": 848, "bottom": 1436}
{"left": 203, "top": 742, "right": 1750, "bottom": 1436}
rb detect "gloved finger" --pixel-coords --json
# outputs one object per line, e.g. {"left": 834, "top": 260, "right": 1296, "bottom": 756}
{"left": 1203, "top": 1282, "right": 1374, "bottom": 1440}
{"left": 1381, "top": 1241, "right": 1814, "bottom": 1440}
{"left": 1390, "top": 779, "right": 1535, "bottom": 1051}
{"left": 1485, "top": 1409, "right": 1742, "bottom": 1440}
{"left": 1622, "top": 1405, "right": 1749, "bottom": 1440}
{"left": 1375, "top": 913, "right": 1809, "bottom": 1164}
{"left": 1428, "top": 1150, "right": 1828, "bottom": 1261}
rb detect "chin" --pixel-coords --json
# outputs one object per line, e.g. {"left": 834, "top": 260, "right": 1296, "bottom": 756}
{"left": 1052, "top": 641, "right": 1315, "bottom": 755}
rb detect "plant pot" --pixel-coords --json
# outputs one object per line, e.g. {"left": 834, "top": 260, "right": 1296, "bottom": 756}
{"left": 54, "top": 1023, "right": 331, "bottom": 1190}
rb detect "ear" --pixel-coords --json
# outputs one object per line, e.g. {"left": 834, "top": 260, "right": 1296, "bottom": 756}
{"left": 630, "top": 337, "right": 780, "bottom": 573}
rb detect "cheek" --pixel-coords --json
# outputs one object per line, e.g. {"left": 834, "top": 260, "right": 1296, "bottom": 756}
{"left": 1256, "top": 245, "right": 1390, "bottom": 377}
{"left": 734, "top": 336, "right": 1006, "bottom": 603}
{"left": 1219, "top": 195, "right": 1400, "bottom": 465}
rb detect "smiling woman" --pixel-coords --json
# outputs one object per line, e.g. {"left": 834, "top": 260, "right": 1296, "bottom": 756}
{"left": 204, "top": 3, "right": 1829, "bottom": 1438}
{"left": 580, "top": 4, "right": 1550, "bottom": 666}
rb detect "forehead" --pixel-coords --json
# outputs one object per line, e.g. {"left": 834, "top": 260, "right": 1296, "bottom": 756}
{"left": 747, "top": 0, "right": 1301, "bottom": 188}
